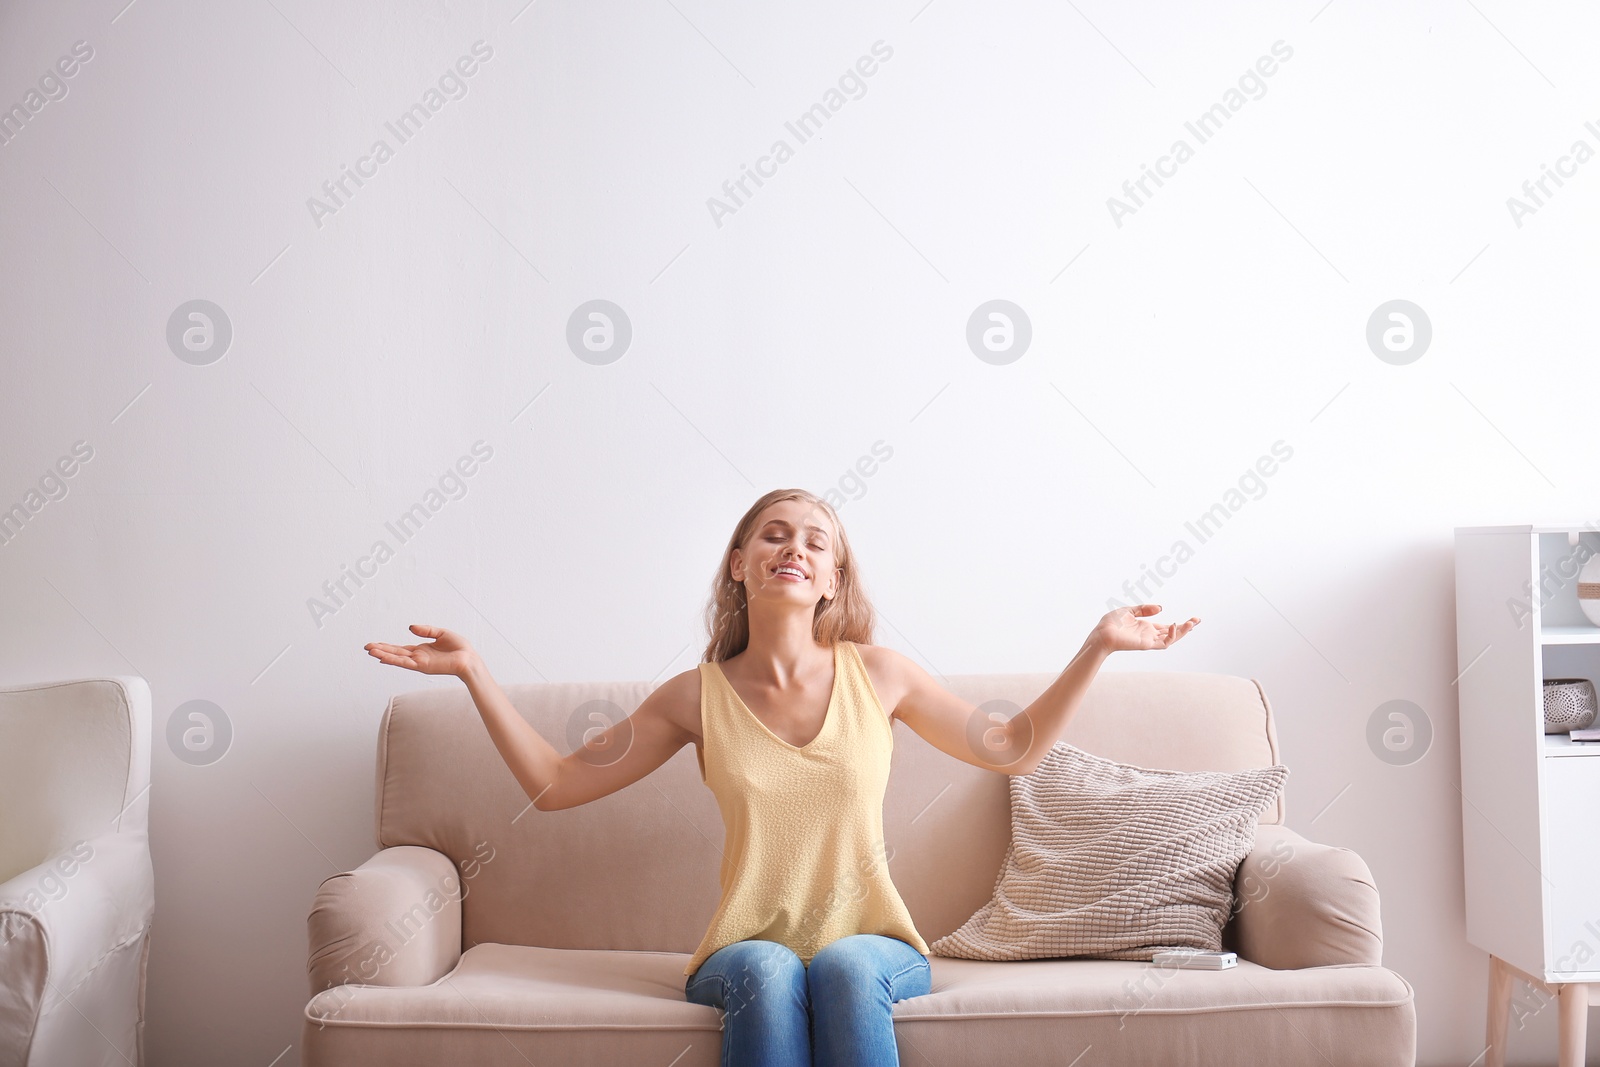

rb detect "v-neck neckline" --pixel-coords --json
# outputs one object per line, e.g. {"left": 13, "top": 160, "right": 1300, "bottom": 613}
{"left": 712, "top": 642, "right": 842, "bottom": 752}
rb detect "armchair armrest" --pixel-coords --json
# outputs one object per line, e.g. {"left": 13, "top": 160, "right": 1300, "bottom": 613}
{"left": 1228, "top": 823, "right": 1384, "bottom": 969}
{"left": 307, "top": 845, "right": 463, "bottom": 1000}
{"left": 0, "top": 830, "right": 154, "bottom": 1063}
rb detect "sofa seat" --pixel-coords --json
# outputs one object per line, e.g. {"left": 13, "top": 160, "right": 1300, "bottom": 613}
{"left": 303, "top": 942, "right": 1415, "bottom": 1067}
{"left": 903, "top": 956, "right": 1415, "bottom": 1066}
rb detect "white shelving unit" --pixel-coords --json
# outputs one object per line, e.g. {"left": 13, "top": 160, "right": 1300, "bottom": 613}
{"left": 1456, "top": 524, "right": 1600, "bottom": 1067}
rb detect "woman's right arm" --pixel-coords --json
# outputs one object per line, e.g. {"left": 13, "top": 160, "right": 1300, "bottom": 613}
{"left": 366, "top": 623, "right": 698, "bottom": 812}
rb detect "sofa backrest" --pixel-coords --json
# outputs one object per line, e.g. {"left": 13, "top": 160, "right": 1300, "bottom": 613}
{"left": 375, "top": 667, "right": 1283, "bottom": 955}
{"left": 0, "top": 676, "right": 151, "bottom": 884}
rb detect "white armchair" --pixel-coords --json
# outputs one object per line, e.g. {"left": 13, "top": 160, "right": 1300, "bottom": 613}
{"left": 0, "top": 677, "right": 154, "bottom": 1067}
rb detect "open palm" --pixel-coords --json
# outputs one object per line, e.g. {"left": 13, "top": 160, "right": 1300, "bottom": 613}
{"left": 364, "top": 624, "right": 475, "bottom": 676}
{"left": 1096, "top": 604, "right": 1200, "bottom": 652}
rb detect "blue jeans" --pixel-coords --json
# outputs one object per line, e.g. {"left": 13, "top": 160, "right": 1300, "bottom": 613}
{"left": 684, "top": 934, "right": 932, "bottom": 1067}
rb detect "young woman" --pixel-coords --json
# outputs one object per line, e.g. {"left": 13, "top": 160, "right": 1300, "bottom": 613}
{"left": 364, "top": 488, "right": 1199, "bottom": 1067}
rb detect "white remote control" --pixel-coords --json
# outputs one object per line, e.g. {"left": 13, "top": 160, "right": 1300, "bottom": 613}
{"left": 1151, "top": 949, "right": 1237, "bottom": 970}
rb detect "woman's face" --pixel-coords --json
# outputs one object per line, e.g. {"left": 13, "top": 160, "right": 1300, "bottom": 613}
{"left": 732, "top": 499, "right": 841, "bottom": 608}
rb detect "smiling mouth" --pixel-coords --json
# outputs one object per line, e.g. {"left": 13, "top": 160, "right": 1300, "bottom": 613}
{"left": 773, "top": 565, "right": 807, "bottom": 581}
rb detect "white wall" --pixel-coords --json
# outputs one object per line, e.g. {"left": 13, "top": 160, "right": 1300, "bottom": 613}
{"left": 3, "top": 0, "right": 1596, "bottom": 1062}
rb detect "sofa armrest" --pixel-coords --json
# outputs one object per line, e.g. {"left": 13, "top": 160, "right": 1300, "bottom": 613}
{"left": 0, "top": 831, "right": 154, "bottom": 1059}
{"left": 307, "top": 845, "right": 463, "bottom": 998}
{"left": 1228, "top": 823, "right": 1384, "bottom": 969}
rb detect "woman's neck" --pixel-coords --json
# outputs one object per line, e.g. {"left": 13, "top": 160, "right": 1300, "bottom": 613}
{"left": 736, "top": 607, "right": 831, "bottom": 685}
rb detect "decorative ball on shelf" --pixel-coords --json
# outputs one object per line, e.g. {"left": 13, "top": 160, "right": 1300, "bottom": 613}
{"left": 1543, "top": 678, "right": 1599, "bottom": 734}
{"left": 1579, "top": 554, "right": 1600, "bottom": 626}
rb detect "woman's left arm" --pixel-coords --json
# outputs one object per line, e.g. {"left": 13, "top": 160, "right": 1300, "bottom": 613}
{"left": 882, "top": 603, "right": 1200, "bottom": 775}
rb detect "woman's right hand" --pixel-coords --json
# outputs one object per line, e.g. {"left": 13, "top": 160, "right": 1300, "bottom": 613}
{"left": 364, "top": 624, "right": 478, "bottom": 677}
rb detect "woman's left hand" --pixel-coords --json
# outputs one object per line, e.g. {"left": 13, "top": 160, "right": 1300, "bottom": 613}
{"left": 1093, "top": 604, "right": 1200, "bottom": 653}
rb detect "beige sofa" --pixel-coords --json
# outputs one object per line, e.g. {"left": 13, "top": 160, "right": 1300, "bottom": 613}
{"left": 303, "top": 668, "right": 1416, "bottom": 1066}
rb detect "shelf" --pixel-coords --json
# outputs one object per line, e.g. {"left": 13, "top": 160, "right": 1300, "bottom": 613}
{"left": 1458, "top": 523, "right": 1600, "bottom": 535}
{"left": 1541, "top": 625, "right": 1600, "bottom": 645}
{"left": 1458, "top": 524, "right": 1600, "bottom": 978}
{"left": 1543, "top": 733, "right": 1600, "bottom": 757}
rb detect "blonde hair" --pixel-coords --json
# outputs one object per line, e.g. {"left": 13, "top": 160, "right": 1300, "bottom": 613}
{"left": 702, "top": 488, "right": 875, "bottom": 662}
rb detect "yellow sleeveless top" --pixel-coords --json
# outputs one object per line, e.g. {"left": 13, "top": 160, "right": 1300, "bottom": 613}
{"left": 684, "top": 640, "right": 929, "bottom": 976}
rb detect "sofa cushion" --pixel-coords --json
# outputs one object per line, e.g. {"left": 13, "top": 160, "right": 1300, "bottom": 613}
{"left": 931, "top": 743, "right": 1287, "bottom": 962}
{"left": 300, "top": 943, "right": 1414, "bottom": 1067}
{"left": 902, "top": 956, "right": 1414, "bottom": 1067}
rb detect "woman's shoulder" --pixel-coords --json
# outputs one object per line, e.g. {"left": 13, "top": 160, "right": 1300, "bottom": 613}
{"left": 642, "top": 664, "right": 708, "bottom": 740}
{"left": 845, "top": 640, "right": 906, "bottom": 673}
{"left": 842, "top": 641, "right": 910, "bottom": 722}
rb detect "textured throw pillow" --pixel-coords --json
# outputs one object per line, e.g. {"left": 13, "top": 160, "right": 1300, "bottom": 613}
{"left": 930, "top": 742, "right": 1288, "bottom": 962}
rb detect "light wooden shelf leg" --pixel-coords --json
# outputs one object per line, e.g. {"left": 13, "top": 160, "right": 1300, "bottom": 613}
{"left": 1485, "top": 955, "right": 1512, "bottom": 1067}
{"left": 1558, "top": 980, "right": 1588, "bottom": 1067}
